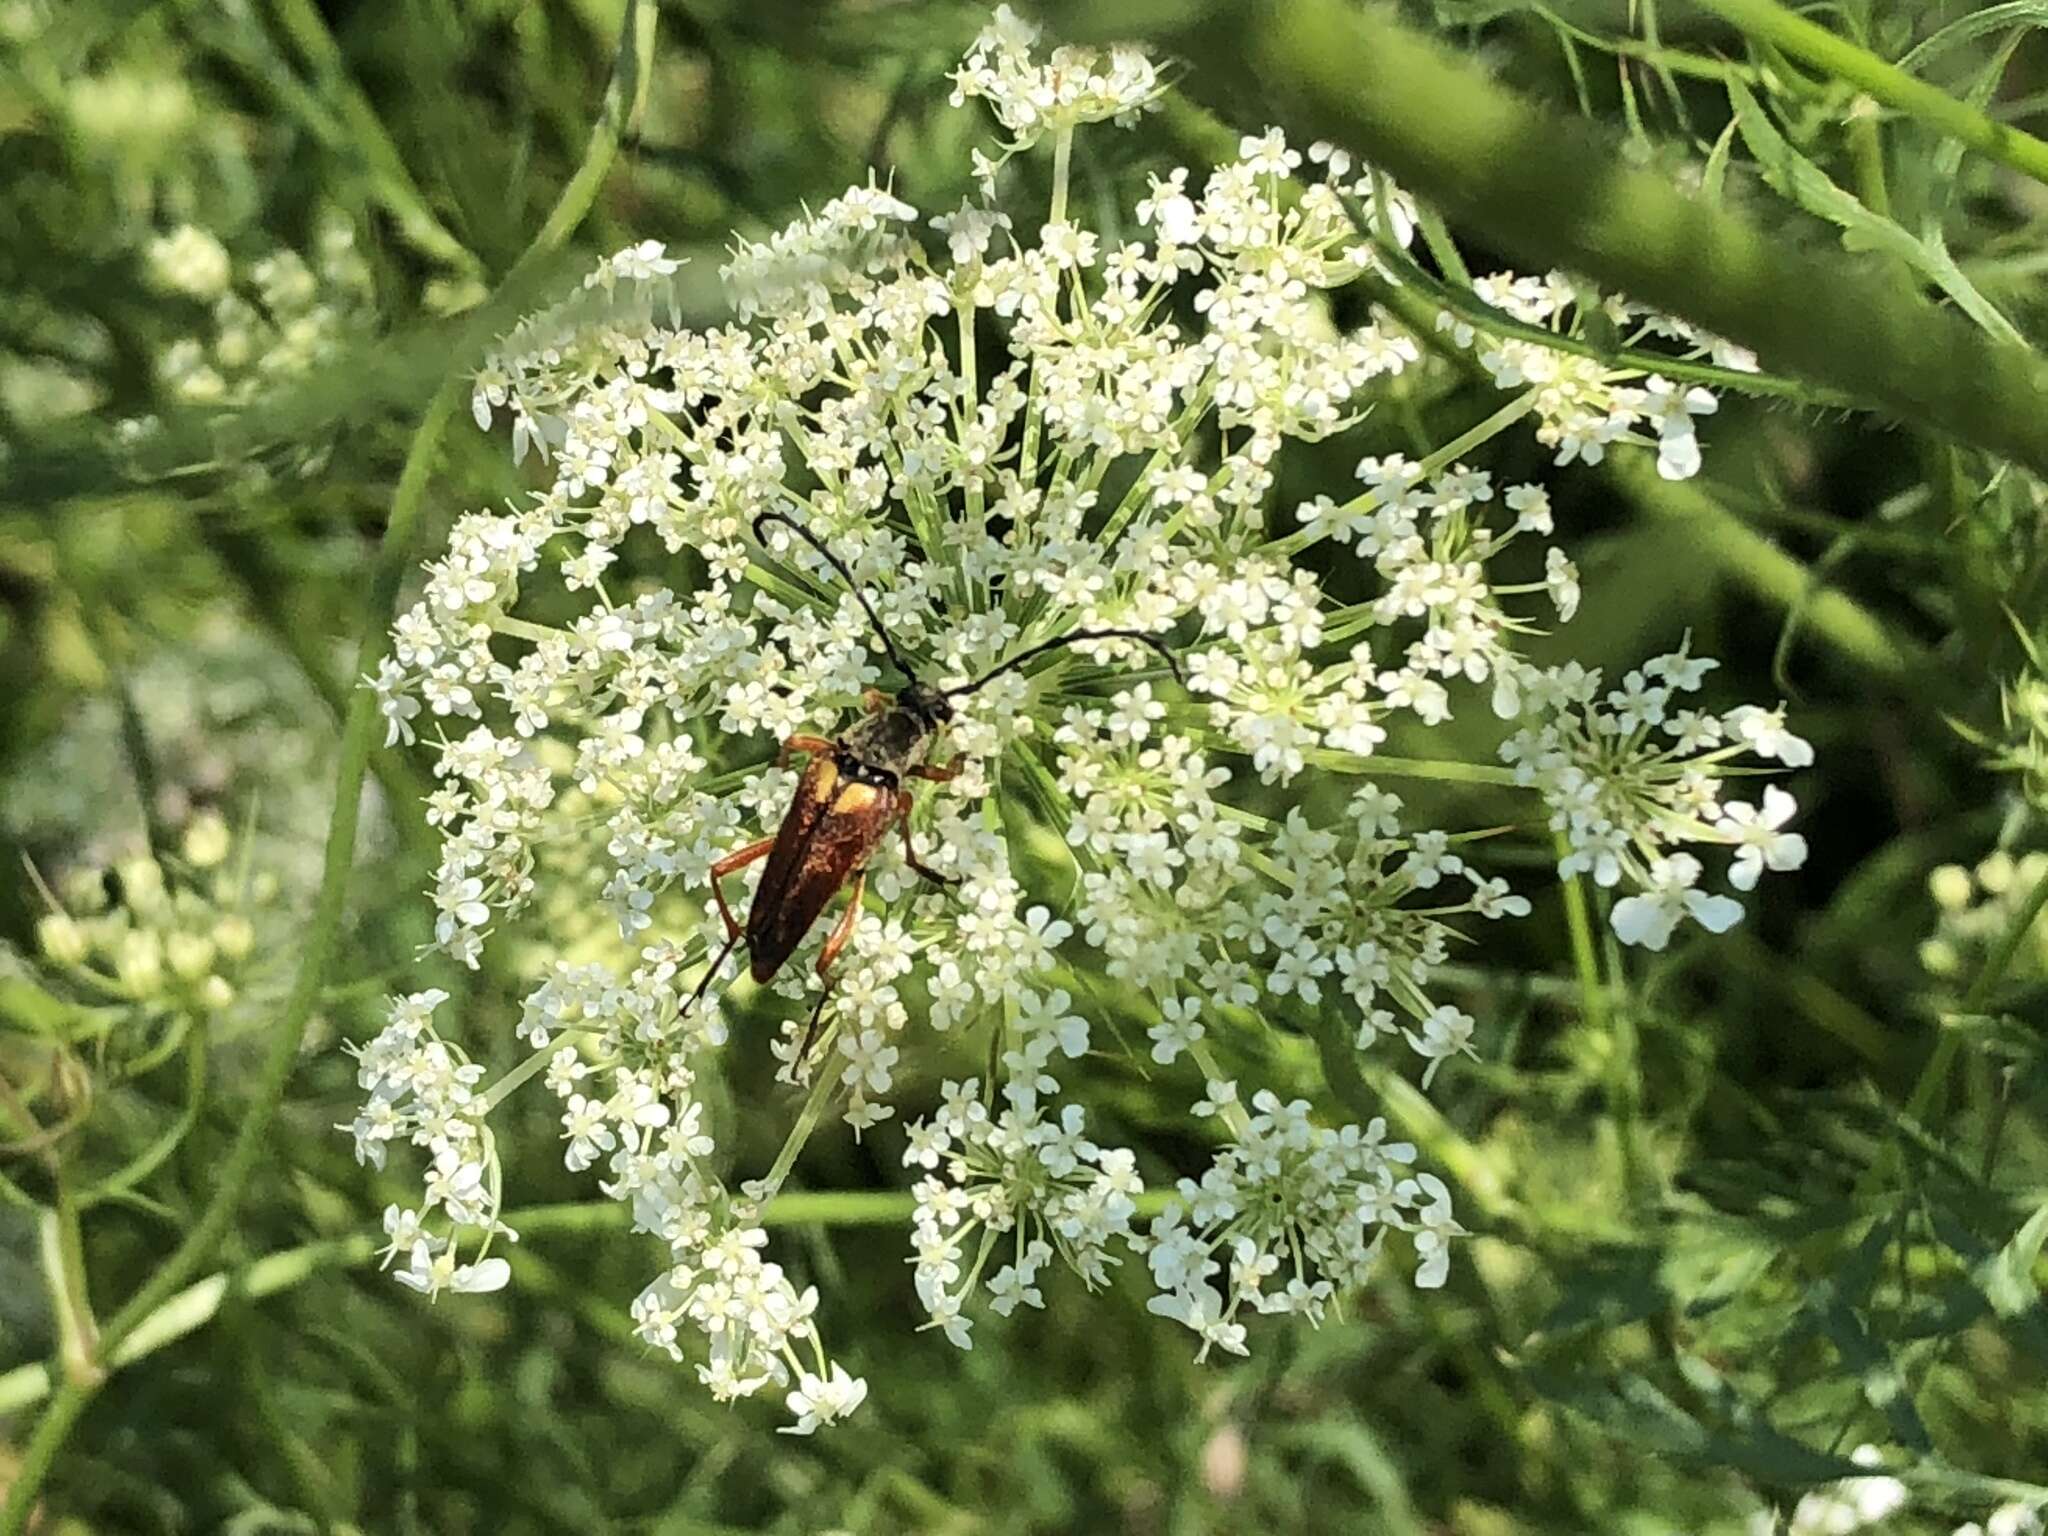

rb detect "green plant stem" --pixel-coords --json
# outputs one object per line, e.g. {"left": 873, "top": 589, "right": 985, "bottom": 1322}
{"left": 0, "top": 7, "right": 655, "bottom": 1528}
{"left": 1558, "top": 863, "right": 1609, "bottom": 1043}
{"left": 0, "top": 378, "right": 464, "bottom": 1536}
{"left": 1691, "top": 0, "right": 2048, "bottom": 191}
{"left": 38, "top": 1181, "right": 99, "bottom": 1389}
{"left": 1049, "top": 126, "right": 1074, "bottom": 227}
{"left": 1106, "top": 0, "right": 2048, "bottom": 473}
{"left": 201, "top": 518, "right": 440, "bottom": 870}
{"left": 0, "top": 1191, "right": 921, "bottom": 1419}
{"left": 753, "top": 1063, "right": 842, "bottom": 1204}
{"left": 1262, "top": 391, "right": 1538, "bottom": 559}
{"left": 1558, "top": 850, "right": 1646, "bottom": 1198}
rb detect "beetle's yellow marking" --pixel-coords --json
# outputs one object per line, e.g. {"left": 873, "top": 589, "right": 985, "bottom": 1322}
{"left": 832, "top": 782, "right": 883, "bottom": 814}
{"left": 810, "top": 759, "right": 839, "bottom": 800}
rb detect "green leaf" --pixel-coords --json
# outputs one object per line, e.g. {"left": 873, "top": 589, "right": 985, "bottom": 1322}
{"left": 1528, "top": 1245, "right": 1668, "bottom": 1336}
{"left": 1977, "top": 1200, "right": 2048, "bottom": 1318}
{"left": 1726, "top": 79, "right": 2025, "bottom": 346}
{"left": 1898, "top": 2, "right": 2048, "bottom": 72}
{"left": 1519, "top": 1366, "right": 1866, "bottom": 1484}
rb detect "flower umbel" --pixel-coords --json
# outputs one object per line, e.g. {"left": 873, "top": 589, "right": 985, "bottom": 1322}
{"left": 347, "top": 12, "right": 1811, "bottom": 1429}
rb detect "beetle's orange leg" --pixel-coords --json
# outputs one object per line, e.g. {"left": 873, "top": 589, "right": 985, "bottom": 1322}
{"left": 777, "top": 733, "right": 835, "bottom": 768}
{"left": 793, "top": 870, "right": 865, "bottom": 1065}
{"left": 709, "top": 835, "right": 775, "bottom": 941}
{"left": 909, "top": 756, "right": 962, "bottom": 783}
{"left": 894, "top": 790, "right": 960, "bottom": 887}
{"left": 816, "top": 869, "right": 865, "bottom": 980}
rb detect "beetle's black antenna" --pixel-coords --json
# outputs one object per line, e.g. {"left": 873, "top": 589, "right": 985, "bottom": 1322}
{"left": 752, "top": 511, "right": 921, "bottom": 681}
{"left": 948, "top": 628, "right": 1182, "bottom": 698}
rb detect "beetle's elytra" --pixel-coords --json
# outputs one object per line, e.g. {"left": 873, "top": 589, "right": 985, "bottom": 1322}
{"left": 685, "top": 511, "right": 1180, "bottom": 1060}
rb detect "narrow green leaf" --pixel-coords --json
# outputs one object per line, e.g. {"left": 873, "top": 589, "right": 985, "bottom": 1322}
{"left": 1898, "top": 2, "right": 2048, "bottom": 72}
{"left": 1726, "top": 79, "right": 2025, "bottom": 346}
{"left": 1977, "top": 1200, "right": 2048, "bottom": 1317}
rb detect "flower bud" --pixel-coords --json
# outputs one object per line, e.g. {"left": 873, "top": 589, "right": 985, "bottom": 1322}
{"left": 182, "top": 810, "right": 231, "bottom": 868}
{"left": 1919, "top": 938, "right": 1960, "bottom": 978}
{"left": 115, "top": 928, "right": 165, "bottom": 996}
{"left": 166, "top": 931, "right": 216, "bottom": 982}
{"left": 1928, "top": 865, "right": 1974, "bottom": 912}
{"left": 199, "top": 975, "right": 235, "bottom": 1011}
{"left": 213, "top": 913, "right": 255, "bottom": 961}
{"left": 60, "top": 867, "right": 109, "bottom": 915}
{"left": 145, "top": 224, "right": 231, "bottom": 300}
{"left": 35, "top": 913, "right": 88, "bottom": 967}
{"left": 117, "top": 857, "right": 166, "bottom": 914}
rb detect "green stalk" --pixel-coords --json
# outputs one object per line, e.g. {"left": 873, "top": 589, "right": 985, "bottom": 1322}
{"left": 1262, "top": 391, "right": 1538, "bottom": 559}
{"left": 0, "top": 7, "right": 656, "bottom": 1529}
{"left": 0, "top": 1192, "right": 925, "bottom": 1419}
{"left": 1100, "top": 0, "right": 2048, "bottom": 474}
{"left": 38, "top": 1183, "right": 99, "bottom": 1390}
{"left": 753, "top": 1061, "right": 843, "bottom": 1204}
{"left": 1692, "top": 0, "right": 2048, "bottom": 192}
{"left": 1049, "top": 126, "right": 1075, "bottom": 227}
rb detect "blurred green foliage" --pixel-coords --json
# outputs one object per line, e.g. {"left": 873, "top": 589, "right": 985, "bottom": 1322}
{"left": 3, "top": 0, "right": 2048, "bottom": 1531}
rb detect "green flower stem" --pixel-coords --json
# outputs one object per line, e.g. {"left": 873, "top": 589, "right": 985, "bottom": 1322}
{"left": 0, "top": 1191, "right": 923, "bottom": 1420}
{"left": 1692, "top": 0, "right": 2048, "bottom": 192}
{"left": 1116, "top": 0, "right": 2048, "bottom": 473}
{"left": 1262, "top": 391, "right": 1538, "bottom": 560}
{"left": 1309, "top": 751, "right": 1519, "bottom": 787}
{"left": 1558, "top": 857, "right": 1610, "bottom": 1045}
{"left": 753, "top": 1061, "right": 844, "bottom": 1205}
{"left": 202, "top": 520, "right": 441, "bottom": 872}
{"left": 0, "top": 7, "right": 656, "bottom": 1529}
{"left": 1555, "top": 846, "right": 1650, "bottom": 1198}
{"left": 1050, "top": 126, "right": 1075, "bottom": 227}
{"left": 38, "top": 1182, "right": 99, "bottom": 1389}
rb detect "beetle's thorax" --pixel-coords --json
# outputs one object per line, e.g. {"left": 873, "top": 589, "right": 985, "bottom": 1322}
{"left": 838, "top": 702, "right": 936, "bottom": 780}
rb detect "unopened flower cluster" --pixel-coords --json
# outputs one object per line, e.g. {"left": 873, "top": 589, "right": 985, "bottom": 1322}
{"left": 148, "top": 211, "right": 376, "bottom": 410}
{"left": 1921, "top": 848, "right": 2048, "bottom": 986}
{"left": 27, "top": 810, "right": 254, "bottom": 1027}
{"left": 345, "top": 9, "right": 1811, "bottom": 1431}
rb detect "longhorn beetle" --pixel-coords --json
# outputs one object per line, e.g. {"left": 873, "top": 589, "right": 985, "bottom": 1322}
{"left": 689, "top": 510, "right": 1180, "bottom": 1059}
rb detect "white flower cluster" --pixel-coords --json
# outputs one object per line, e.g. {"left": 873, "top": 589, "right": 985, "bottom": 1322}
{"left": 948, "top": 4, "right": 1164, "bottom": 188}
{"left": 347, "top": 988, "right": 511, "bottom": 1297}
{"left": 347, "top": 12, "right": 1813, "bottom": 1425}
{"left": 1502, "top": 646, "right": 1811, "bottom": 950}
{"left": 903, "top": 1077, "right": 1142, "bottom": 1349}
{"left": 1441, "top": 270, "right": 1758, "bottom": 479}
{"left": 1143, "top": 1088, "right": 1459, "bottom": 1357}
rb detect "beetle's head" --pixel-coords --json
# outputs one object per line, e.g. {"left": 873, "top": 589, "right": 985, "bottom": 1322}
{"left": 899, "top": 681, "right": 955, "bottom": 727}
